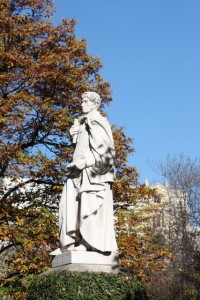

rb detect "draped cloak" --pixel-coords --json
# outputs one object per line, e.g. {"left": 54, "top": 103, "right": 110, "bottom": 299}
{"left": 59, "top": 110, "right": 118, "bottom": 252}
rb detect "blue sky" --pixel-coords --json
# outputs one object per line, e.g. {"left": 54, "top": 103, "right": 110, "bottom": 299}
{"left": 53, "top": 0, "right": 200, "bottom": 184}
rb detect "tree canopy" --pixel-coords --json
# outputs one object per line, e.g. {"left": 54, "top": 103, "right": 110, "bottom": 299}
{"left": 0, "top": 0, "right": 169, "bottom": 298}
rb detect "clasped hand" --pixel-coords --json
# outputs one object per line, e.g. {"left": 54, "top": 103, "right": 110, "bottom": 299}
{"left": 65, "top": 159, "right": 86, "bottom": 176}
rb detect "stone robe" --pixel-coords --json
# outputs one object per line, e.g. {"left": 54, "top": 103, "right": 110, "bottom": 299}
{"left": 59, "top": 110, "right": 118, "bottom": 252}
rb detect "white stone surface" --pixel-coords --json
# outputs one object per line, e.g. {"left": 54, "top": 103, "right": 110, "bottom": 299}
{"left": 58, "top": 92, "right": 118, "bottom": 254}
{"left": 52, "top": 251, "right": 119, "bottom": 268}
{"left": 43, "top": 263, "right": 127, "bottom": 275}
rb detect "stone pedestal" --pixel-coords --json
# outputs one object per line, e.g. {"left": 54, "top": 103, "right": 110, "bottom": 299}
{"left": 52, "top": 251, "right": 118, "bottom": 268}
{"left": 42, "top": 251, "right": 127, "bottom": 275}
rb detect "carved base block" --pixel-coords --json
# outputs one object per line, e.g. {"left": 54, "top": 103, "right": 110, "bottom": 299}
{"left": 52, "top": 251, "right": 119, "bottom": 268}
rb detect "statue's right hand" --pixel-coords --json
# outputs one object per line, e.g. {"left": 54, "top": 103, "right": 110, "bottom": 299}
{"left": 65, "top": 162, "right": 81, "bottom": 178}
{"left": 65, "top": 162, "right": 75, "bottom": 174}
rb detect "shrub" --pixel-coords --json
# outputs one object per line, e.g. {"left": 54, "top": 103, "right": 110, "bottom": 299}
{"left": 27, "top": 271, "right": 148, "bottom": 300}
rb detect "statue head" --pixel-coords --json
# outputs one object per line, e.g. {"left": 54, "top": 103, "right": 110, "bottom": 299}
{"left": 81, "top": 92, "right": 101, "bottom": 114}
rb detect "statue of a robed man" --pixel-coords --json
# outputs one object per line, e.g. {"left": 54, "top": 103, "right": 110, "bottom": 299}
{"left": 51, "top": 92, "right": 118, "bottom": 255}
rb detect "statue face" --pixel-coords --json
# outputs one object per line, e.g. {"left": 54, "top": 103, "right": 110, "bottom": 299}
{"left": 81, "top": 96, "right": 97, "bottom": 113}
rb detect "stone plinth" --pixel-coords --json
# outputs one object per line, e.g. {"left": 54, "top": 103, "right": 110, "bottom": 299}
{"left": 40, "top": 251, "right": 127, "bottom": 276}
{"left": 52, "top": 251, "right": 119, "bottom": 268}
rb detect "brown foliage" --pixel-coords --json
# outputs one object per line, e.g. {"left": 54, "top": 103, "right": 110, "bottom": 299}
{"left": 112, "top": 128, "right": 170, "bottom": 281}
{"left": 0, "top": 0, "right": 111, "bottom": 296}
{"left": 0, "top": 0, "right": 170, "bottom": 298}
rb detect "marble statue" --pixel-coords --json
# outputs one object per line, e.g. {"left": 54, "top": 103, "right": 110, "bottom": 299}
{"left": 51, "top": 92, "right": 118, "bottom": 255}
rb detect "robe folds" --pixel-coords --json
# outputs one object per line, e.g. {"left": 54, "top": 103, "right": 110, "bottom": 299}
{"left": 59, "top": 110, "right": 118, "bottom": 252}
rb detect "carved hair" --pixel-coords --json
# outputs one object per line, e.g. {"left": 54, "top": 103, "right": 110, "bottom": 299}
{"left": 82, "top": 92, "right": 101, "bottom": 108}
